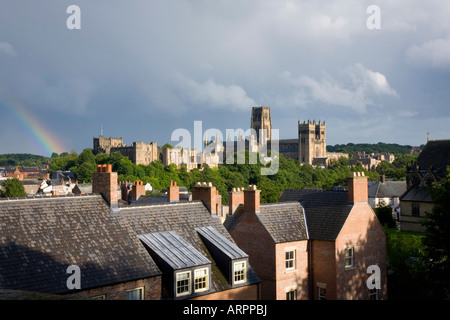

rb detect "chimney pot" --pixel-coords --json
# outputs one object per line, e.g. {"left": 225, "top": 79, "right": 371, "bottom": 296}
{"left": 167, "top": 181, "right": 180, "bottom": 202}
{"left": 244, "top": 184, "right": 260, "bottom": 214}
{"left": 348, "top": 173, "right": 368, "bottom": 203}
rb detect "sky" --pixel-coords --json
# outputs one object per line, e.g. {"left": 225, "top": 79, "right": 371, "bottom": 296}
{"left": 1, "top": 0, "right": 449, "bottom": 157}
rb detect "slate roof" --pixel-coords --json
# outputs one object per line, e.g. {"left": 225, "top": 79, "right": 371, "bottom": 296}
{"left": 0, "top": 194, "right": 161, "bottom": 294}
{"left": 416, "top": 139, "right": 450, "bottom": 176}
{"left": 0, "top": 195, "right": 260, "bottom": 298}
{"left": 224, "top": 201, "right": 308, "bottom": 243}
{"left": 279, "top": 189, "right": 353, "bottom": 241}
{"left": 368, "top": 181, "right": 407, "bottom": 198}
{"left": 139, "top": 231, "right": 211, "bottom": 269}
{"left": 117, "top": 201, "right": 260, "bottom": 297}
{"left": 196, "top": 226, "right": 248, "bottom": 260}
{"left": 400, "top": 186, "right": 433, "bottom": 203}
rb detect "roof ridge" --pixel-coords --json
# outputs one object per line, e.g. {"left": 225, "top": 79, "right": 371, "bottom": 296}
{"left": 0, "top": 193, "right": 100, "bottom": 202}
{"left": 119, "top": 200, "right": 204, "bottom": 210}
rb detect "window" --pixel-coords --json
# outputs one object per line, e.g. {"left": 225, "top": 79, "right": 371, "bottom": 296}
{"left": 370, "top": 288, "right": 379, "bottom": 300}
{"left": 126, "top": 287, "right": 144, "bottom": 300}
{"left": 176, "top": 271, "right": 191, "bottom": 296}
{"left": 286, "top": 290, "right": 296, "bottom": 300}
{"left": 318, "top": 287, "right": 327, "bottom": 300}
{"left": 285, "top": 250, "right": 295, "bottom": 270}
{"left": 194, "top": 268, "right": 209, "bottom": 292}
{"left": 412, "top": 203, "right": 420, "bottom": 217}
{"left": 234, "top": 261, "right": 247, "bottom": 284}
{"left": 345, "top": 247, "right": 354, "bottom": 268}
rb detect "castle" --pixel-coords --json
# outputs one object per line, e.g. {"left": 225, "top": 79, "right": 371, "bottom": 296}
{"left": 93, "top": 136, "right": 220, "bottom": 171}
{"left": 93, "top": 136, "right": 158, "bottom": 166}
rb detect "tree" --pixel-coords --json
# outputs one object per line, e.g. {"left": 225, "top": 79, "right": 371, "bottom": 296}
{"left": 76, "top": 162, "right": 96, "bottom": 183}
{"left": 0, "top": 178, "right": 27, "bottom": 197}
{"left": 421, "top": 168, "right": 450, "bottom": 299}
{"left": 374, "top": 201, "right": 396, "bottom": 228}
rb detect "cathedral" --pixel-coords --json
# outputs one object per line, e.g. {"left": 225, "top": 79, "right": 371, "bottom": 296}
{"left": 250, "top": 106, "right": 340, "bottom": 166}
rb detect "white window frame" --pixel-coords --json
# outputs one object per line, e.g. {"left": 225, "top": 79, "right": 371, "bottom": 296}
{"left": 345, "top": 246, "right": 354, "bottom": 269}
{"left": 126, "top": 287, "right": 144, "bottom": 300}
{"left": 233, "top": 261, "right": 247, "bottom": 284}
{"left": 318, "top": 287, "right": 327, "bottom": 300}
{"left": 176, "top": 271, "right": 191, "bottom": 297}
{"left": 285, "top": 250, "right": 296, "bottom": 271}
{"left": 194, "top": 268, "right": 209, "bottom": 293}
{"left": 286, "top": 289, "right": 297, "bottom": 300}
{"left": 317, "top": 282, "right": 327, "bottom": 300}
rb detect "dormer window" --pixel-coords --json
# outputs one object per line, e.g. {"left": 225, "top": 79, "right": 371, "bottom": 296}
{"left": 194, "top": 268, "right": 209, "bottom": 292}
{"left": 196, "top": 226, "right": 250, "bottom": 287}
{"left": 233, "top": 261, "right": 247, "bottom": 284}
{"left": 176, "top": 271, "right": 191, "bottom": 297}
{"left": 138, "top": 231, "right": 211, "bottom": 299}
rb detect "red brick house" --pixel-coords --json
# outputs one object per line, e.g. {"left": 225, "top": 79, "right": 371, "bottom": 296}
{"left": 225, "top": 172, "right": 387, "bottom": 300}
{"left": 224, "top": 186, "right": 309, "bottom": 300}
{"left": 280, "top": 172, "right": 387, "bottom": 300}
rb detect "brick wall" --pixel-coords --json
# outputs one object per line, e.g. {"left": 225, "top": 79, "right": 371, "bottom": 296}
{"left": 192, "top": 182, "right": 218, "bottom": 215}
{"left": 348, "top": 173, "right": 368, "bottom": 203}
{"left": 274, "top": 241, "right": 309, "bottom": 300}
{"left": 310, "top": 240, "right": 336, "bottom": 300}
{"left": 92, "top": 164, "right": 118, "bottom": 206}
{"left": 228, "top": 211, "right": 276, "bottom": 300}
{"left": 64, "top": 276, "right": 161, "bottom": 300}
{"left": 335, "top": 202, "right": 387, "bottom": 300}
{"left": 191, "top": 284, "right": 259, "bottom": 300}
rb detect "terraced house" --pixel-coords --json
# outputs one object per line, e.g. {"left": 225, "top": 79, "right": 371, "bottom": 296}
{"left": 225, "top": 172, "right": 387, "bottom": 300}
{"left": 0, "top": 164, "right": 260, "bottom": 300}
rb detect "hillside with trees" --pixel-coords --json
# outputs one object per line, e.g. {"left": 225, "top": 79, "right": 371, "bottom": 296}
{"left": 0, "top": 153, "right": 49, "bottom": 167}
{"left": 48, "top": 148, "right": 381, "bottom": 204}
{"left": 327, "top": 142, "right": 424, "bottom": 156}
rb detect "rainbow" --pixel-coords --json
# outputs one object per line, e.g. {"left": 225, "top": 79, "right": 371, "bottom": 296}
{"left": 0, "top": 90, "right": 66, "bottom": 157}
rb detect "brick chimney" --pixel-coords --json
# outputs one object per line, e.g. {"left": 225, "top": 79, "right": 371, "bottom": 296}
{"left": 244, "top": 184, "right": 260, "bottom": 215}
{"left": 121, "top": 181, "right": 129, "bottom": 202}
{"left": 167, "top": 180, "right": 180, "bottom": 202}
{"left": 229, "top": 187, "right": 245, "bottom": 215}
{"left": 348, "top": 172, "right": 368, "bottom": 203}
{"left": 192, "top": 182, "right": 221, "bottom": 216}
{"left": 131, "top": 180, "right": 146, "bottom": 201}
{"left": 92, "top": 164, "right": 118, "bottom": 211}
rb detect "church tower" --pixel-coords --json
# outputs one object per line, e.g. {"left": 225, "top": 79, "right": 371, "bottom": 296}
{"left": 250, "top": 106, "right": 272, "bottom": 144}
{"left": 298, "top": 120, "right": 326, "bottom": 165}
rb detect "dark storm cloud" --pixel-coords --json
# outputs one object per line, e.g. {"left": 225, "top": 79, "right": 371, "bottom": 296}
{"left": 0, "top": 0, "right": 449, "bottom": 155}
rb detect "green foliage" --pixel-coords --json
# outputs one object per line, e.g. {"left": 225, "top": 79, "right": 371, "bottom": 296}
{"left": 374, "top": 201, "right": 396, "bottom": 228}
{"left": 327, "top": 142, "right": 415, "bottom": 156}
{"left": 42, "top": 147, "right": 412, "bottom": 205}
{"left": 0, "top": 178, "right": 27, "bottom": 197}
{"left": 376, "top": 154, "right": 416, "bottom": 180}
{"left": 0, "top": 153, "right": 49, "bottom": 167}
{"left": 421, "top": 168, "right": 450, "bottom": 299}
{"left": 385, "top": 228, "right": 431, "bottom": 299}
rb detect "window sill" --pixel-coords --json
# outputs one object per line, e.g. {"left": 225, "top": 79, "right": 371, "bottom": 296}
{"left": 344, "top": 266, "right": 356, "bottom": 271}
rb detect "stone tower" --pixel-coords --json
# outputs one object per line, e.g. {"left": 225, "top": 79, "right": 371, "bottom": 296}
{"left": 250, "top": 106, "right": 272, "bottom": 144}
{"left": 298, "top": 120, "right": 326, "bottom": 165}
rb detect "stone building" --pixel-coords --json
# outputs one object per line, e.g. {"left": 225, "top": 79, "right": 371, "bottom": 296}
{"left": 399, "top": 139, "right": 450, "bottom": 232}
{"left": 93, "top": 136, "right": 158, "bottom": 166}
{"left": 298, "top": 120, "right": 327, "bottom": 165}
{"left": 251, "top": 106, "right": 272, "bottom": 144}
{"left": 277, "top": 119, "right": 346, "bottom": 166}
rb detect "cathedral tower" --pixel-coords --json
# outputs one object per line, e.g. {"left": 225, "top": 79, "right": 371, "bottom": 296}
{"left": 250, "top": 106, "right": 272, "bottom": 144}
{"left": 298, "top": 120, "right": 326, "bottom": 165}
